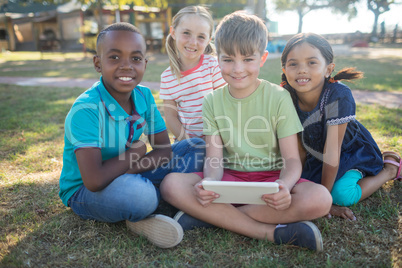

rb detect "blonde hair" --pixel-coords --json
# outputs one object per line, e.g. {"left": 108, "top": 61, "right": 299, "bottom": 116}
{"left": 166, "top": 5, "right": 215, "bottom": 82}
{"left": 215, "top": 11, "right": 268, "bottom": 56}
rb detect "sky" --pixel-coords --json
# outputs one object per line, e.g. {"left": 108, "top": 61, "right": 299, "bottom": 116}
{"left": 266, "top": 1, "right": 402, "bottom": 35}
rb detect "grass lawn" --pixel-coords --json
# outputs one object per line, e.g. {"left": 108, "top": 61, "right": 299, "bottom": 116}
{"left": 1, "top": 48, "right": 401, "bottom": 92}
{"left": 0, "top": 50, "right": 401, "bottom": 267}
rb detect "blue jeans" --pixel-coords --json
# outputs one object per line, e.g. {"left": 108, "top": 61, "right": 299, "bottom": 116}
{"left": 68, "top": 138, "right": 205, "bottom": 223}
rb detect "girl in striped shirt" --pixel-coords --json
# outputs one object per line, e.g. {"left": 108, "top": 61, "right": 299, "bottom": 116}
{"left": 160, "top": 6, "right": 226, "bottom": 140}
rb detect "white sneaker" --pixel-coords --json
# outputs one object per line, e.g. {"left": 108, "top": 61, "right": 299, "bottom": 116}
{"left": 126, "top": 214, "right": 183, "bottom": 248}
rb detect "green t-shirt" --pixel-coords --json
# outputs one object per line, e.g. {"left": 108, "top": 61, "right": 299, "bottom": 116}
{"left": 202, "top": 80, "right": 303, "bottom": 172}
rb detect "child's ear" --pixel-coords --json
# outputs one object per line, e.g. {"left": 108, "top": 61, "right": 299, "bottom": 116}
{"left": 260, "top": 51, "right": 269, "bottom": 67}
{"left": 326, "top": 63, "right": 335, "bottom": 77}
{"left": 169, "top": 26, "right": 175, "bottom": 40}
{"left": 93, "top": 55, "right": 101, "bottom": 73}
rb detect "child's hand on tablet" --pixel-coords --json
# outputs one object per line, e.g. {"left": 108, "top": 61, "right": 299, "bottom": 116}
{"left": 194, "top": 179, "right": 220, "bottom": 207}
{"left": 262, "top": 180, "right": 291, "bottom": 210}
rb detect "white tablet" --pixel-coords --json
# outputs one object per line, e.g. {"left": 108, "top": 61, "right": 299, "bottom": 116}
{"left": 202, "top": 181, "right": 279, "bottom": 205}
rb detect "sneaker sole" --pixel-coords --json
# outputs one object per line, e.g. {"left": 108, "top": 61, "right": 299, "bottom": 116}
{"left": 301, "top": 221, "right": 323, "bottom": 251}
{"left": 126, "top": 214, "right": 183, "bottom": 248}
{"left": 173, "top": 210, "right": 185, "bottom": 221}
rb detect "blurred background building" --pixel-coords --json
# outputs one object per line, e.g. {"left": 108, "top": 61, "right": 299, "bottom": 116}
{"left": 0, "top": 0, "right": 400, "bottom": 53}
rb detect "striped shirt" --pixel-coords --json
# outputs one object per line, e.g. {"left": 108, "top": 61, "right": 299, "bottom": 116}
{"left": 160, "top": 54, "right": 226, "bottom": 138}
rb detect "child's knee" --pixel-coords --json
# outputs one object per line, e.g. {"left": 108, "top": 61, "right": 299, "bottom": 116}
{"left": 311, "top": 183, "right": 332, "bottom": 215}
{"left": 122, "top": 189, "right": 159, "bottom": 220}
{"left": 160, "top": 174, "right": 179, "bottom": 205}
{"left": 331, "top": 183, "right": 361, "bottom": 207}
{"left": 186, "top": 137, "right": 206, "bottom": 152}
{"left": 331, "top": 170, "right": 363, "bottom": 207}
{"left": 318, "top": 184, "right": 333, "bottom": 207}
{"left": 115, "top": 174, "right": 159, "bottom": 209}
{"left": 187, "top": 137, "right": 205, "bottom": 145}
{"left": 160, "top": 173, "right": 174, "bottom": 192}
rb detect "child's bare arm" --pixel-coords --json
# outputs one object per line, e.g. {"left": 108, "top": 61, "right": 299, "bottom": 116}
{"left": 321, "top": 123, "right": 347, "bottom": 193}
{"left": 278, "top": 134, "right": 302, "bottom": 189}
{"left": 128, "top": 130, "right": 172, "bottom": 174}
{"left": 263, "top": 134, "right": 302, "bottom": 210}
{"left": 163, "top": 99, "right": 190, "bottom": 141}
{"left": 297, "top": 134, "right": 306, "bottom": 167}
{"left": 203, "top": 135, "right": 224, "bottom": 181}
{"left": 75, "top": 140, "right": 147, "bottom": 192}
{"left": 195, "top": 135, "right": 223, "bottom": 206}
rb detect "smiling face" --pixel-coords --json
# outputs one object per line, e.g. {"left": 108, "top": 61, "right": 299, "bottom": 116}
{"left": 283, "top": 42, "right": 334, "bottom": 98}
{"left": 93, "top": 30, "right": 147, "bottom": 101}
{"left": 218, "top": 49, "right": 268, "bottom": 98}
{"left": 170, "top": 14, "right": 211, "bottom": 69}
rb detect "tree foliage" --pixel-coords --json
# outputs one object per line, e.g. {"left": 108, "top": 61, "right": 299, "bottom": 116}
{"left": 167, "top": 0, "right": 248, "bottom": 19}
{"left": 274, "top": 0, "right": 359, "bottom": 33}
{"left": 77, "top": 0, "right": 168, "bottom": 9}
{"left": 366, "top": 0, "right": 400, "bottom": 37}
{"left": 5, "top": 0, "right": 69, "bottom": 6}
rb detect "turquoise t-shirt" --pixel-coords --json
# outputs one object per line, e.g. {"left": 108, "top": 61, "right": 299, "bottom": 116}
{"left": 59, "top": 78, "right": 166, "bottom": 206}
{"left": 202, "top": 80, "right": 303, "bottom": 172}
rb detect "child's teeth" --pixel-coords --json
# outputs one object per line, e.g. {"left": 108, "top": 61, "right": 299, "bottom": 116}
{"left": 298, "top": 79, "right": 308, "bottom": 82}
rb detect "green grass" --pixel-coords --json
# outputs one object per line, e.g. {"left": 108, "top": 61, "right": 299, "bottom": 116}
{"left": 334, "top": 55, "right": 402, "bottom": 92}
{"left": 1, "top": 49, "right": 402, "bottom": 91}
{"left": 0, "top": 51, "right": 401, "bottom": 267}
{"left": 0, "top": 51, "right": 169, "bottom": 82}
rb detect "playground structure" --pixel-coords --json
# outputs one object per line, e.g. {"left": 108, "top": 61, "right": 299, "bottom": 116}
{"left": 0, "top": 1, "right": 171, "bottom": 53}
{"left": 83, "top": 5, "right": 171, "bottom": 53}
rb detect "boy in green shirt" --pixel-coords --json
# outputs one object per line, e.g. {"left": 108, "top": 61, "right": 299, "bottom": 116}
{"left": 160, "top": 11, "right": 332, "bottom": 251}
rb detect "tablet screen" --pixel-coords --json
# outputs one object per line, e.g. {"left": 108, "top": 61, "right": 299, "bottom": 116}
{"left": 202, "top": 181, "right": 279, "bottom": 205}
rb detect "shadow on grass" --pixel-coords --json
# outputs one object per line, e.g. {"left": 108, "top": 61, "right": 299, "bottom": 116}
{"left": 1, "top": 177, "right": 400, "bottom": 267}
{"left": 0, "top": 85, "right": 84, "bottom": 162}
{"left": 0, "top": 58, "right": 96, "bottom": 79}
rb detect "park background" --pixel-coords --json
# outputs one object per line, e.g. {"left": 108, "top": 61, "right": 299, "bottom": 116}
{"left": 1, "top": 0, "right": 402, "bottom": 267}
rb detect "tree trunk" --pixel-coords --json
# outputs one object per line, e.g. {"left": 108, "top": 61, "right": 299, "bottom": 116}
{"left": 371, "top": 10, "right": 380, "bottom": 38}
{"left": 97, "top": 0, "right": 104, "bottom": 31}
{"left": 254, "top": 0, "right": 266, "bottom": 21}
{"left": 297, "top": 10, "right": 303, "bottom": 33}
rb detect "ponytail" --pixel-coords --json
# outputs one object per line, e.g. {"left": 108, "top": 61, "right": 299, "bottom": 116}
{"left": 330, "top": 67, "right": 364, "bottom": 83}
{"left": 166, "top": 34, "right": 182, "bottom": 83}
{"left": 204, "top": 43, "right": 216, "bottom": 56}
{"left": 281, "top": 67, "right": 363, "bottom": 106}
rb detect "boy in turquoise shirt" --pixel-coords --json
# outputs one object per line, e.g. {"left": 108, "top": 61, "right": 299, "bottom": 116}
{"left": 160, "top": 11, "right": 332, "bottom": 251}
{"left": 59, "top": 22, "right": 205, "bottom": 248}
